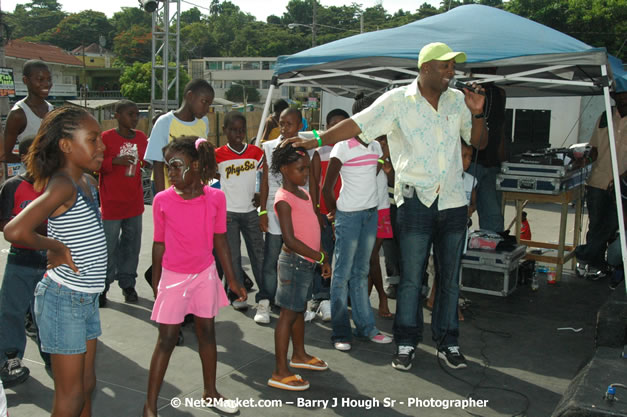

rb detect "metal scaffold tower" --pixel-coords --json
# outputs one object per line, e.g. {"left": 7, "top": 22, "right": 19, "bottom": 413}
{"left": 141, "top": 0, "right": 181, "bottom": 118}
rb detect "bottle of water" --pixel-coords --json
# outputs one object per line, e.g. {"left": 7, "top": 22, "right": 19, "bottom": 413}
{"left": 531, "top": 268, "right": 539, "bottom": 291}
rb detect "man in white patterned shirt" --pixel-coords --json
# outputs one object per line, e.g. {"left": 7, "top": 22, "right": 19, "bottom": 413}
{"left": 286, "top": 42, "right": 487, "bottom": 372}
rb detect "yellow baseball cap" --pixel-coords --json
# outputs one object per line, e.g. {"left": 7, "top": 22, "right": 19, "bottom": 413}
{"left": 418, "top": 42, "right": 467, "bottom": 69}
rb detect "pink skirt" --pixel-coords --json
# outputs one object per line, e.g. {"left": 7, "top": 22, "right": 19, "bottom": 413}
{"left": 377, "top": 208, "right": 393, "bottom": 239}
{"left": 151, "top": 262, "right": 229, "bottom": 324}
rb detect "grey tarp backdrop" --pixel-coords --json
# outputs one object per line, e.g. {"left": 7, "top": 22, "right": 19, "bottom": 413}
{"left": 255, "top": 4, "right": 627, "bottom": 292}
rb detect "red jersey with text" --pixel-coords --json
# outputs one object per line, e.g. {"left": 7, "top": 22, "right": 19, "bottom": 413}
{"left": 215, "top": 143, "right": 264, "bottom": 213}
{"left": 99, "top": 129, "right": 148, "bottom": 220}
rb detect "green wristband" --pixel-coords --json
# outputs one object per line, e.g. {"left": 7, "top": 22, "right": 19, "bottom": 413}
{"left": 378, "top": 159, "right": 385, "bottom": 164}
{"left": 258, "top": 210, "right": 268, "bottom": 216}
{"left": 313, "top": 129, "right": 323, "bottom": 147}
{"left": 317, "top": 251, "right": 325, "bottom": 265}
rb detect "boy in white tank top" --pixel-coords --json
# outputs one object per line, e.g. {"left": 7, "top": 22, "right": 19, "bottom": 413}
{"left": 2, "top": 60, "right": 53, "bottom": 181}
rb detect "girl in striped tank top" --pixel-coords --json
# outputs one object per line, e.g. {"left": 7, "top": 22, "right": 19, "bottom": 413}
{"left": 4, "top": 107, "right": 106, "bottom": 417}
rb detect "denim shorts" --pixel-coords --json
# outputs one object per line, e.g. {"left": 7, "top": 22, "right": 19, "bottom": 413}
{"left": 34, "top": 276, "right": 102, "bottom": 354}
{"left": 275, "top": 250, "right": 316, "bottom": 312}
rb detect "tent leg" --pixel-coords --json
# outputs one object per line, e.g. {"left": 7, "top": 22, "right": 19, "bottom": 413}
{"left": 600, "top": 64, "right": 627, "bottom": 294}
{"left": 254, "top": 84, "right": 276, "bottom": 146}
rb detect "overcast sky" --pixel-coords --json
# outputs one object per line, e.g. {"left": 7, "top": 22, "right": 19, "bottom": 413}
{"left": 1, "top": 0, "right": 441, "bottom": 22}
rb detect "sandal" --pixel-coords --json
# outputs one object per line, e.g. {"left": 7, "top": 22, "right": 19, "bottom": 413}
{"left": 267, "top": 374, "right": 310, "bottom": 391}
{"left": 289, "top": 356, "right": 328, "bottom": 371}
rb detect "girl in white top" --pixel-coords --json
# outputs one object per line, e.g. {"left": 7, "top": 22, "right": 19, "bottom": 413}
{"left": 321, "top": 94, "right": 392, "bottom": 351}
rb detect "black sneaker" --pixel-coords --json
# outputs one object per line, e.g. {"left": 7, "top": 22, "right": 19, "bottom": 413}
{"left": 1, "top": 351, "right": 30, "bottom": 388}
{"left": 391, "top": 345, "right": 415, "bottom": 371}
{"left": 122, "top": 287, "right": 138, "bottom": 303}
{"left": 437, "top": 345, "right": 468, "bottom": 369}
{"left": 99, "top": 292, "right": 107, "bottom": 308}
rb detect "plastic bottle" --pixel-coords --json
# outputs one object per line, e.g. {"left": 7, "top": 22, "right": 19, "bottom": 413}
{"left": 531, "top": 268, "right": 539, "bottom": 291}
{"left": 125, "top": 144, "right": 138, "bottom": 177}
{"left": 547, "top": 266, "right": 557, "bottom": 285}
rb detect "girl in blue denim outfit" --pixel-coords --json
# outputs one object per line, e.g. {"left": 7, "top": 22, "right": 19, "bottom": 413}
{"left": 4, "top": 107, "right": 107, "bottom": 417}
{"left": 322, "top": 95, "right": 393, "bottom": 351}
{"left": 268, "top": 144, "right": 331, "bottom": 392}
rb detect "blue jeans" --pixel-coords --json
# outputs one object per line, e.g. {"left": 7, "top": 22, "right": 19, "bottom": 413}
{"left": 312, "top": 216, "right": 333, "bottom": 300}
{"left": 575, "top": 186, "right": 618, "bottom": 267}
{"left": 469, "top": 163, "right": 504, "bottom": 232}
{"left": 331, "top": 208, "right": 379, "bottom": 342}
{"left": 275, "top": 251, "right": 316, "bottom": 312}
{"left": 34, "top": 276, "right": 101, "bottom": 354}
{"left": 0, "top": 248, "right": 48, "bottom": 366}
{"left": 103, "top": 215, "right": 142, "bottom": 290}
{"left": 393, "top": 195, "right": 467, "bottom": 348}
{"left": 257, "top": 233, "right": 283, "bottom": 303}
{"left": 226, "top": 210, "right": 264, "bottom": 290}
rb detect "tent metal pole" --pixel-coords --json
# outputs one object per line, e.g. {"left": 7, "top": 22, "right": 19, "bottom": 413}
{"left": 600, "top": 64, "right": 627, "bottom": 293}
{"left": 255, "top": 83, "right": 275, "bottom": 146}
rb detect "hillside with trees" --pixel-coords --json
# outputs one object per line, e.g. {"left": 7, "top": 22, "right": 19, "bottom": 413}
{"left": 1, "top": 0, "right": 624, "bottom": 102}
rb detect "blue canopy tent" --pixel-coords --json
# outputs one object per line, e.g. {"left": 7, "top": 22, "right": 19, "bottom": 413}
{"left": 255, "top": 4, "right": 626, "bottom": 290}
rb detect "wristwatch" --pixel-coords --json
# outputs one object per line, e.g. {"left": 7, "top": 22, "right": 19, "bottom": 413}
{"left": 473, "top": 113, "right": 485, "bottom": 119}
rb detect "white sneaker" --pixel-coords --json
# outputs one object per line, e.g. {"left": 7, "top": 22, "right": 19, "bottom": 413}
{"left": 304, "top": 310, "right": 316, "bottom": 322}
{"left": 317, "top": 300, "right": 331, "bottom": 321}
{"left": 254, "top": 299, "right": 270, "bottom": 324}
{"left": 334, "top": 342, "right": 351, "bottom": 351}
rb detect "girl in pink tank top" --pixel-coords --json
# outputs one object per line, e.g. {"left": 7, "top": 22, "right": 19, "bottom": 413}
{"left": 267, "top": 144, "right": 331, "bottom": 392}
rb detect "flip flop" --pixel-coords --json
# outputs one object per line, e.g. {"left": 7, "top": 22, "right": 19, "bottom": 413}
{"left": 289, "top": 356, "right": 328, "bottom": 371}
{"left": 267, "top": 374, "right": 310, "bottom": 391}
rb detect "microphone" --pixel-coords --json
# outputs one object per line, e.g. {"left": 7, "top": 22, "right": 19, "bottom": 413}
{"left": 448, "top": 78, "right": 485, "bottom": 96}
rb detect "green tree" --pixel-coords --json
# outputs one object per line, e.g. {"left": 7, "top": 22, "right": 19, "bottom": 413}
{"left": 505, "top": 0, "right": 627, "bottom": 61}
{"left": 5, "top": 0, "right": 66, "bottom": 39}
{"left": 180, "top": 22, "right": 219, "bottom": 60}
{"left": 113, "top": 25, "right": 152, "bottom": 65}
{"left": 181, "top": 8, "right": 202, "bottom": 25}
{"left": 225, "top": 82, "right": 260, "bottom": 103}
{"left": 39, "top": 10, "right": 113, "bottom": 50}
{"left": 120, "top": 61, "right": 190, "bottom": 104}
{"left": 110, "top": 7, "right": 152, "bottom": 33}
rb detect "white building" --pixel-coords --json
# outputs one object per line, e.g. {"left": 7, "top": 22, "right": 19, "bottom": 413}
{"left": 188, "top": 57, "right": 289, "bottom": 103}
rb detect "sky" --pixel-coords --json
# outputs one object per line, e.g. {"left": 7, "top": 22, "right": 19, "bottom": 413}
{"left": 1, "top": 0, "right": 441, "bottom": 22}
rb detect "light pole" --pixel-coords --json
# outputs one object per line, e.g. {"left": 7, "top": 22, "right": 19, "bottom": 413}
{"left": 233, "top": 82, "right": 247, "bottom": 113}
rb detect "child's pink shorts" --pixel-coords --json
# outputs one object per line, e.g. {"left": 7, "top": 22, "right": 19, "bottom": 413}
{"left": 377, "top": 208, "right": 393, "bottom": 239}
{"left": 151, "top": 262, "right": 229, "bottom": 324}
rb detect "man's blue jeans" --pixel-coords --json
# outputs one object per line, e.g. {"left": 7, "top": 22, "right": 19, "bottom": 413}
{"left": 257, "top": 233, "right": 282, "bottom": 303}
{"left": 331, "top": 208, "right": 379, "bottom": 342}
{"left": 226, "top": 210, "right": 264, "bottom": 290}
{"left": 469, "top": 163, "right": 504, "bottom": 232}
{"left": 103, "top": 215, "right": 142, "bottom": 290}
{"left": 575, "top": 186, "right": 618, "bottom": 267}
{"left": 0, "top": 248, "right": 48, "bottom": 366}
{"left": 393, "top": 195, "right": 467, "bottom": 348}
